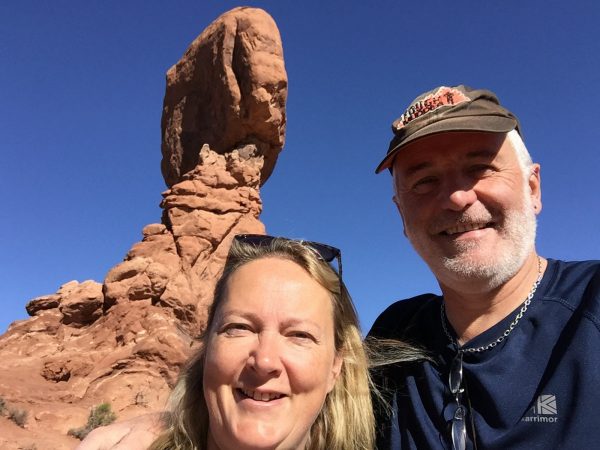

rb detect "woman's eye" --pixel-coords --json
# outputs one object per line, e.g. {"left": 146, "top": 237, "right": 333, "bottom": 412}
{"left": 288, "top": 330, "right": 317, "bottom": 343}
{"left": 221, "top": 323, "right": 252, "bottom": 336}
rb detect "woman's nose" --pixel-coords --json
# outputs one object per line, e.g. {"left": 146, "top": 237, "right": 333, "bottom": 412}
{"left": 247, "top": 334, "right": 283, "bottom": 376}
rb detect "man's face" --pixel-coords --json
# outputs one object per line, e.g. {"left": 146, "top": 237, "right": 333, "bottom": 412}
{"left": 391, "top": 131, "right": 541, "bottom": 290}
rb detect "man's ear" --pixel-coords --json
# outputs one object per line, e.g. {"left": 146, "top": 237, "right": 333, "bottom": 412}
{"left": 529, "top": 164, "right": 542, "bottom": 215}
{"left": 392, "top": 195, "right": 408, "bottom": 237}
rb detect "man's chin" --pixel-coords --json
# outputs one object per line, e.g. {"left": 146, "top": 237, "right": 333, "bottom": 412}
{"left": 436, "top": 251, "right": 523, "bottom": 289}
{"left": 443, "top": 258, "right": 499, "bottom": 278}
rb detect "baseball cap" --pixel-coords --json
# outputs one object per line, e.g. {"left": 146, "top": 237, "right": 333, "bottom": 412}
{"left": 375, "top": 85, "right": 521, "bottom": 173}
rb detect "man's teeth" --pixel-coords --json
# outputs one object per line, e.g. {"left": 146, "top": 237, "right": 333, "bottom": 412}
{"left": 444, "top": 223, "right": 488, "bottom": 235}
{"left": 240, "top": 388, "right": 283, "bottom": 401}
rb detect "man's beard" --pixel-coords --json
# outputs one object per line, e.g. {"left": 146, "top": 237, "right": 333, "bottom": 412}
{"left": 406, "top": 189, "right": 537, "bottom": 290}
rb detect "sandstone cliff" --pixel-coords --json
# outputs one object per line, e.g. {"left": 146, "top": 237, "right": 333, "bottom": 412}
{"left": 0, "top": 7, "right": 287, "bottom": 449}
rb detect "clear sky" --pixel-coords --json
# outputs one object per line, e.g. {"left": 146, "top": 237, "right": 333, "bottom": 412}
{"left": 2, "top": 0, "right": 599, "bottom": 335}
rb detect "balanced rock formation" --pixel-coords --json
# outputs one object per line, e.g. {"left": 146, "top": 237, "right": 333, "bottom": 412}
{"left": 0, "top": 7, "right": 287, "bottom": 449}
{"left": 161, "top": 6, "right": 287, "bottom": 187}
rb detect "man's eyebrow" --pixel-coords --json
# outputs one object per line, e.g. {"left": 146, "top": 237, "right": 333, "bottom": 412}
{"left": 401, "top": 148, "right": 499, "bottom": 177}
{"left": 403, "top": 161, "right": 433, "bottom": 177}
{"left": 465, "top": 149, "right": 498, "bottom": 159}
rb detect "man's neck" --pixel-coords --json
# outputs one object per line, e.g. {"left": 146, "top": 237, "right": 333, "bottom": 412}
{"left": 440, "top": 252, "right": 546, "bottom": 345}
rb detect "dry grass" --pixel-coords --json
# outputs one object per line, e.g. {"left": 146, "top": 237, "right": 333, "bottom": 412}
{"left": 68, "top": 402, "right": 117, "bottom": 440}
{"left": 8, "top": 407, "right": 28, "bottom": 427}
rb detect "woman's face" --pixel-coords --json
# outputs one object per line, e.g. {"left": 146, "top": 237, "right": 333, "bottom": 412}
{"left": 203, "top": 257, "right": 342, "bottom": 450}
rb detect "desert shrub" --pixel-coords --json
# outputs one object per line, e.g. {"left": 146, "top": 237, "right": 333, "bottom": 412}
{"left": 68, "top": 402, "right": 117, "bottom": 440}
{"left": 8, "top": 407, "right": 28, "bottom": 427}
{"left": 0, "top": 397, "right": 6, "bottom": 415}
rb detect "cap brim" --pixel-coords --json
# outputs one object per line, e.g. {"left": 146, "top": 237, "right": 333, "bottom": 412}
{"left": 375, "top": 115, "right": 518, "bottom": 173}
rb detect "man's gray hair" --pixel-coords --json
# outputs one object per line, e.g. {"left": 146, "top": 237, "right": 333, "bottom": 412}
{"left": 507, "top": 129, "right": 533, "bottom": 176}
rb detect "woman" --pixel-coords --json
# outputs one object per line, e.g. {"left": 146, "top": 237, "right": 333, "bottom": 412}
{"left": 153, "top": 234, "right": 374, "bottom": 449}
{"left": 79, "top": 234, "right": 375, "bottom": 449}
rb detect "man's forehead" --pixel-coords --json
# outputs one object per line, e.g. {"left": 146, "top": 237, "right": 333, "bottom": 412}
{"left": 391, "top": 131, "right": 508, "bottom": 173}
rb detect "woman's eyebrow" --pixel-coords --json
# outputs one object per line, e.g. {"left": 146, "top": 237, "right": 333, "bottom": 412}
{"left": 280, "top": 317, "right": 322, "bottom": 330}
{"left": 217, "top": 309, "right": 257, "bottom": 320}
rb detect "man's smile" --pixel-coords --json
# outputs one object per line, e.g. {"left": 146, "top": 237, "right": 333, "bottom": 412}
{"left": 441, "top": 222, "right": 494, "bottom": 236}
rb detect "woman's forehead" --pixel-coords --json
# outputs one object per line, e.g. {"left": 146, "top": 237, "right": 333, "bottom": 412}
{"left": 220, "top": 258, "right": 334, "bottom": 315}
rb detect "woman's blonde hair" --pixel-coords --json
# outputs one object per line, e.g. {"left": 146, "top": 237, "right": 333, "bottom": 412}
{"left": 150, "top": 236, "right": 375, "bottom": 450}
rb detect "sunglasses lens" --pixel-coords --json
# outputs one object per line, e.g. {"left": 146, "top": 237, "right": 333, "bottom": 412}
{"left": 307, "top": 242, "right": 339, "bottom": 263}
{"left": 451, "top": 405, "right": 467, "bottom": 450}
{"left": 449, "top": 352, "right": 463, "bottom": 394}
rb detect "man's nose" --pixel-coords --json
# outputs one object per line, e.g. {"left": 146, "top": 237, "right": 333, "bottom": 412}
{"left": 440, "top": 176, "right": 478, "bottom": 211}
{"left": 247, "top": 333, "right": 283, "bottom": 376}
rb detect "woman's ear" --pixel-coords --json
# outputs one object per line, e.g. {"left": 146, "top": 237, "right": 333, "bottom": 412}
{"left": 327, "top": 355, "right": 343, "bottom": 393}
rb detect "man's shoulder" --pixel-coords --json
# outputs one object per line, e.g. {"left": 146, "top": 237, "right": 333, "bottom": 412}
{"left": 545, "top": 258, "right": 600, "bottom": 301}
{"left": 551, "top": 258, "right": 600, "bottom": 272}
{"left": 368, "top": 293, "right": 441, "bottom": 340}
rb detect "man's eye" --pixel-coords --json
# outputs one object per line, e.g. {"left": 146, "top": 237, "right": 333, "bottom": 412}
{"left": 411, "top": 177, "right": 438, "bottom": 194}
{"left": 469, "top": 164, "right": 494, "bottom": 176}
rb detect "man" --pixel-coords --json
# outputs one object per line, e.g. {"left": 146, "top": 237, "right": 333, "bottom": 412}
{"left": 369, "top": 85, "right": 600, "bottom": 449}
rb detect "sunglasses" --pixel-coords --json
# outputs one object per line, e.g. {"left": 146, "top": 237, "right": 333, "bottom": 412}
{"left": 234, "top": 234, "right": 343, "bottom": 279}
{"left": 449, "top": 351, "right": 468, "bottom": 450}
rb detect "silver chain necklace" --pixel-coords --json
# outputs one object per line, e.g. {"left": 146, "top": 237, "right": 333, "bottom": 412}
{"left": 441, "top": 257, "right": 543, "bottom": 354}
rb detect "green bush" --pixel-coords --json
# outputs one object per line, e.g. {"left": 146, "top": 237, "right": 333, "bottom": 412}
{"left": 8, "top": 407, "right": 28, "bottom": 427}
{"left": 68, "top": 402, "right": 117, "bottom": 440}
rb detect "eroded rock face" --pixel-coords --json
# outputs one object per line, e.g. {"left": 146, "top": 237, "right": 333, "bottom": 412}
{"left": 104, "top": 144, "right": 266, "bottom": 335}
{"left": 0, "top": 7, "right": 285, "bottom": 449}
{"left": 161, "top": 6, "right": 287, "bottom": 187}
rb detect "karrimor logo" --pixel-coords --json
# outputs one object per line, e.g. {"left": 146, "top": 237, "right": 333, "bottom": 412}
{"left": 533, "top": 395, "right": 558, "bottom": 415}
{"left": 521, "top": 394, "right": 558, "bottom": 423}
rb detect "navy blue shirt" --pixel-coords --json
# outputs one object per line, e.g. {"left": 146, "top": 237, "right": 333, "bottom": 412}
{"left": 368, "top": 259, "right": 600, "bottom": 449}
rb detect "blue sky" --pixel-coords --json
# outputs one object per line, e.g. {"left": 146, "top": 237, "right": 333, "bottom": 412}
{"left": 2, "top": 0, "right": 599, "bottom": 334}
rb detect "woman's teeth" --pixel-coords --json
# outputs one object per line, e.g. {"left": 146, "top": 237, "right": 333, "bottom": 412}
{"left": 240, "top": 388, "right": 283, "bottom": 401}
